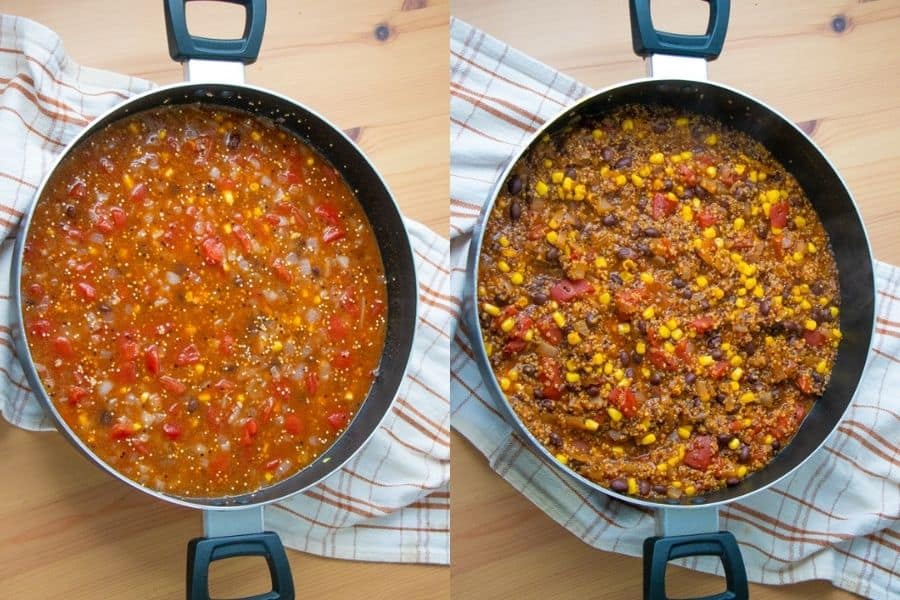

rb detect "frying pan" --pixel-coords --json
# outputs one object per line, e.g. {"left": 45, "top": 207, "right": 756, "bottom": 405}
{"left": 463, "top": 1, "right": 875, "bottom": 598}
{"left": 11, "top": 1, "right": 418, "bottom": 599}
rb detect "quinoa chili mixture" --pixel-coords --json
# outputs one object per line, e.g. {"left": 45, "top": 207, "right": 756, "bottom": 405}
{"left": 22, "top": 104, "right": 387, "bottom": 497}
{"left": 477, "top": 105, "right": 842, "bottom": 500}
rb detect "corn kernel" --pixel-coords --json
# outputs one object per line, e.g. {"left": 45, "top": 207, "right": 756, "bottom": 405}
{"left": 640, "top": 272, "right": 654, "bottom": 284}
{"left": 551, "top": 170, "right": 564, "bottom": 184}
{"left": 194, "top": 364, "right": 205, "bottom": 375}
{"left": 595, "top": 257, "right": 608, "bottom": 269}
{"left": 639, "top": 433, "right": 657, "bottom": 446}
{"left": 592, "top": 128, "right": 604, "bottom": 140}
{"left": 727, "top": 437, "right": 740, "bottom": 451}
{"left": 699, "top": 355, "right": 714, "bottom": 366}
{"left": 649, "top": 152, "right": 665, "bottom": 164}
{"left": 804, "top": 319, "right": 818, "bottom": 331}
{"left": 658, "top": 325, "right": 671, "bottom": 339}
{"left": 684, "top": 485, "right": 697, "bottom": 497}
{"left": 705, "top": 166, "right": 718, "bottom": 178}
{"left": 800, "top": 299, "right": 812, "bottom": 310}
{"left": 753, "top": 285, "right": 764, "bottom": 298}
{"left": 483, "top": 303, "right": 501, "bottom": 317}
{"left": 627, "top": 477, "right": 638, "bottom": 495}
{"left": 672, "top": 328, "right": 686, "bottom": 342}
{"left": 733, "top": 217, "right": 745, "bottom": 231}
{"left": 816, "top": 360, "right": 828, "bottom": 374}
{"left": 696, "top": 275, "right": 709, "bottom": 288}
{"left": 657, "top": 462, "right": 668, "bottom": 473}
{"left": 631, "top": 173, "right": 644, "bottom": 187}
{"left": 499, "top": 377, "right": 511, "bottom": 391}
{"left": 599, "top": 291, "right": 611, "bottom": 305}
{"left": 702, "top": 226, "right": 717, "bottom": 239}
{"left": 562, "top": 176, "right": 574, "bottom": 191}
{"left": 736, "top": 466, "right": 748, "bottom": 478}
{"left": 681, "top": 205, "right": 693, "bottom": 222}
{"left": 705, "top": 133, "right": 718, "bottom": 146}
{"left": 739, "top": 391, "right": 756, "bottom": 404}
{"left": 132, "top": 422, "right": 143, "bottom": 432}
{"left": 584, "top": 418, "right": 600, "bottom": 432}
{"left": 664, "top": 342, "right": 676, "bottom": 354}
{"left": 567, "top": 331, "right": 582, "bottom": 345}
{"left": 556, "top": 454, "right": 569, "bottom": 465}
{"left": 536, "top": 181, "right": 549, "bottom": 196}
{"left": 607, "top": 407, "right": 623, "bottom": 422}
{"left": 622, "top": 119, "right": 634, "bottom": 131}
{"left": 603, "top": 362, "right": 614, "bottom": 375}
{"left": 615, "top": 174, "right": 627, "bottom": 186}
{"left": 793, "top": 215, "right": 807, "bottom": 228}
{"left": 832, "top": 328, "right": 843, "bottom": 339}
{"left": 613, "top": 368, "right": 624, "bottom": 381}
{"left": 498, "top": 260, "right": 510, "bottom": 273}
{"left": 830, "top": 306, "right": 840, "bottom": 318}
{"left": 552, "top": 311, "right": 565, "bottom": 327}
{"left": 271, "top": 340, "right": 284, "bottom": 353}
{"left": 712, "top": 287, "right": 725, "bottom": 300}
{"left": 548, "top": 218, "right": 560, "bottom": 229}
{"left": 675, "top": 117, "right": 689, "bottom": 127}
{"left": 764, "top": 434, "right": 774, "bottom": 445}
{"left": 617, "top": 323, "right": 631, "bottom": 335}
{"left": 735, "top": 298, "right": 747, "bottom": 308}
{"left": 677, "top": 426, "right": 692, "bottom": 440}
{"left": 510, "top": 272, "right": 524, "bottom": 285}
{"left": 546, "top": 231, "right": 558, "bottom": 244}
{"left": 500, "top": 318, "right": 515, "bottom": 333}
{"left": 792, "top": 251, "right": 804, "bottom": 262}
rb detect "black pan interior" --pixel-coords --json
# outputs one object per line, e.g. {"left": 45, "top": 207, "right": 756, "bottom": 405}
{"left": 488, "top": 79, "right": 875, "bottom": 506}
{"left": 14, "top": 84, "right": 418, "bottom": 507}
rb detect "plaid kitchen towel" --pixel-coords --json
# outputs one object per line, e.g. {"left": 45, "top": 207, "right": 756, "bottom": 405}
{"left": 0, "top": 14, "right": 449, "bottom": 565}
{"left": 450, "top": 17, "right": 898, "bottom": 598}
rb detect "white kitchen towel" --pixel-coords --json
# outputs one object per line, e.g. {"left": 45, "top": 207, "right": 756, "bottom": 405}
{"left": 0, "top": 14, "right": 449, "bottom": 565}
{"left": 450, "top": 17, "right": 898, "bottom": 598}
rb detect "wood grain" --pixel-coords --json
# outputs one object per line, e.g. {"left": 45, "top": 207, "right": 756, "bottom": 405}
{"left": 0, "top": 0, "right": 449, "bottom": 598}
{"left": 451, "top": 0, "right": 899, "bottom": 598}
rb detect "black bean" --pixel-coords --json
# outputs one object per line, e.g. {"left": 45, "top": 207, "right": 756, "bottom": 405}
{"left": 531, "top": 291, "right": 548, "bottom": 306}
{"left": 186, "top": 398, "right": 199, "bottom": 413}
{"left": 565, "top": 167, "right": 577, "bottom": 180}
{"left": 651, "top": 119, "right": 668, "bottom": 134}
{"left": 64, "top": 204, "right": 76, "bottom": 218}
{"left": 507, "top": 174, "right": 523, "bottom": 195}
{"left": 509, "top": 200, "right": 522, "bottom": 220}
{"left": 610, "top": 478, "right": 628, "bottom": 492}
{"left": 609, "top": 272, "right": 623, "bottom": 286}
{"left": 708, "top": 335, "right": 722, "bottom": 348}
{"left": 726, "top": 477, "right": 741, "bottom": 487}
{"left": 711, "top": 348, "right": 724, "bottom": 360}
{"left": 586, "top": 385, "right": 601, "bottom": 397}
{"left": 742, "top": 342, "right": 757, "bottom": 356}
{"left": 810, "top": 281, "right": 825, "bottom": 295}
{"left": 630, "top": 224, "right": 641, "bottom": 238}
{"left": 699, "top": 299, "right": 710, "bottom": 310}
{"left": 619, "top": 350, "right": 631, "bottom": 366}
{"left": 98, "top": 303, "right": 112, "bottom": 313}
{"left": 639, "top": 480, "right": 651, "bottom": 495}
{"left": 614, "top": 156, "right": 633, "bottom": 170}
{"left": 601, "top": 147, "right": 615, "bottom": 162}
{"left": 715, "top": 392, "right": 726, "bottom": 404}
{"left": 586, "top": 312, "right": 601, "bottom": 327}
{"left": 685, "top": 373, "right": 696, "bottom": 385}
{"left": 739, "top": 444, "right": 751, "bottom": 464}
{"left": 662, "top": 178, "right": 674, "bottom": 191}
{"left": 548, "top": 432, "right": 562, "bottom": 448}
{"left": 649, "top": 372, "right": 661, "bottom": 385}
{"left": 652, "top": 484, "right": 668, "bottom": 495}
{"left": 681, "top": 289, "right": 693, "bottom": 300}
{"left": 636, "top": 321, "right": 647, "bottom": 335}
{"left": 637, "top": 196, "right": 648, "bottom": 211}
{"left": 225, "top": 131, "right": 241, "bottom": 150}
{"left": 522, "top": 364, "right": 537, "bottom": 377}
{"left": 759, "top": 300, "right": 771, "bottom": 316}
{"left": 99, "top": 410, "right": 113, "bottom": 425}
{"left": 617, "top": 247, "right": 636, "bottom": 260}
{"left": 643, "top": 227, "right": 660, "bottom": 238}
{"left": 533, "top": 388, "right": 545, "bottom": 400}
{"left": 747, "top": 372, "right": 759, "bottom": 384}
{"left": 546, "top": 247, "right": 560, "bottom": 262}
{"left": 717, "top": 433, "right": 732, "bottom": 446}
{"left": 631, "top": 351, "right": 643, "bottom": 365}
{"left": 637, "top": 242, "right": 651, "bottom": 256}
{"left": 783, "top": 321, "right": 800, "bottom": 333}
{"left": 310, "top": 266, "right": 321, "bottom": 278}
{"left": 771, "top": 440, "right": 781, "bottom": 451}
{"left": 671, "top": 277, "right": 685, "bottom": 289}
{"left": 625, "top": 367, "right": 635, "bottom": 378}
{"left": 602, "top": 214, "right": 618, "bottom": 227}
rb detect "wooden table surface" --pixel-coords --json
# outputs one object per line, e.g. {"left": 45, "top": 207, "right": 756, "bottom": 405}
{"left": 451, "top": 0, "right": 900, "bottom": 598}
{"left": 0, "top": 1, "right": 449, "bottom": 598}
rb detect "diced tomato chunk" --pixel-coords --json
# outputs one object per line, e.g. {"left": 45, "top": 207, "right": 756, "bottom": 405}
{"left": 614, "top": 288, "right": 645, "bottom": 318}
{"left": 683, "top": 435, "right": 715, "bottom": 471}
{"left": 537, "top": 356, "right": 563, "bottom": 400}
{"left": 322, "top": 225, "right": 345, "bottom": 243}
{"left": 130, "top": 182, "right": 148, "bottom": 202}
{"left": 709, "top": 361, "right": 729, "bottom": 379}
{"left": 796, "top": 374, "right": 814, "bottom": 394}
{"left": 305, "top": 371, "right": 319, "bottom": 396}
{"left": 67, "top": 386, "right": 89, "bottom": 407}
{"left": 118, "top": 336, "right": 139, "bottom": 361}
{"left": 219, "top": 334, "right": 235, "bottom": 356}
{"left": 201, "top": 236, "right": 225, "bottom": 265}
{"left": 27, "top": 283, "right": 44, "bottom": 300}
{"left": 232, "top": 224, "right": 253, "bottom": 253}
{"left": 803, "top": 330, "right": 826, "bottom": 348}
{"left": 96, "top": 217, "right": 114, "bottom": 234}
{"left": 264, "top": 458, "right": 282, "bottom": 472}
{"left": 550, "top": 278, "right": 594, "bottom": 303}
{"left": 327, "top": 411, "right": 349, "bottom": 430}
{"left": 651, "top": 192, "right": 679, "bottom": 220}
{"left": 144, "top": 344, "right": 160, "bottom": 375}
{"left": 314, "top": 204, "right": 342, "bottom": 226}
{"left": 272, "top": 258, "right": 292, "bottom": 283}
{"left": 29, "top": 319, "right": 52, "bottom": 338}
{"left": 284, "top": 413, "right": 304, "bottom": 435}
{"left": 175, "top": 343, "right": 200, "bottom": 366}
{"left": 67, "top": 179, "right": 86, "bottom": 198}
{"left": 241, "top": 418, "right": 259, "bottom": 446}
{"left": 677, "top": 164, "right": 698, "bottom": 186}
{"left": 502, "top": 339, "right": 527, "bottom": 355}
{"left": 109, "top": 207, "right": 127, "bottom": 227}
{"left": 769, "top": 201, "right": 789, "bottom": 229}
{"left": 75, "top": 281, "right": 96, "bottom": 301}
{"left": 697, "top": 209, "right": 718, "bottom": 228}
{"left": 690, "top": 316, "right": 715, "bottom": 333}
{"left": 333, "top": 350, "right": 353, "bottom": 369}
{"left": 162, "top": 422, "right": 182, "bottom": 441}
{"left": 110, "top": 422, "right": 134, "bottom": 441}
{"left": 608, "top": 387, "right": 638, "bottom": 418}
{"left": 328, "top": 315, "right": 349, "bottom": 341}
{"left": 116, "top": 360, "right": 137, "bottom": 384}
{"left": 213, "top": 378, "right": 236, "bottom": 391}
{"left": 160, "top": 376, "right": 187, "bottom": 395}
{"left": 208, "top": 452, "right": 231, "bottom": 477}
{"left": 53, "top": 336, "right": 73, "bottom": 358}
{"left": 536, "top": 317, "right": 563, "bottom": 345}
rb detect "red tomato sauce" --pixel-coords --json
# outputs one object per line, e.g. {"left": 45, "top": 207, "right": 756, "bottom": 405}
{"left": 22, "top": 104, "right": 387, "bottom": 497}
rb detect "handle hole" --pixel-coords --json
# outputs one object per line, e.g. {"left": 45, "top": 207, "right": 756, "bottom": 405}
{"left": 663, "top": 560, "right": 728, "bottom": 599}
{"left": 186, "top": 1, "right": 246, "bottom": 40}
{"left": 208, "top": 555, "right": 272, "bottom": 599}
{"left": 650, "top": 0, "right": 710, "bottom": 35}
